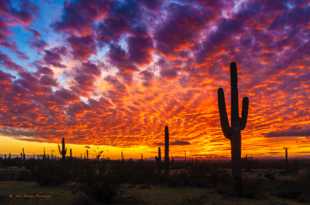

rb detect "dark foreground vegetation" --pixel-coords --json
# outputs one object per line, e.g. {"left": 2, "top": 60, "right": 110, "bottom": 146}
{"left": 0, "top": 157, "right": 310, "bottom": 205}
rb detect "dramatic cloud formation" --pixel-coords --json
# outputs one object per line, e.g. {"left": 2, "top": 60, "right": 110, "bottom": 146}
{"left": 266, "top": 127, "right": 310, "bottom": 137}
{"left": 0, "top": 0, "right": 309, "bottom": 158}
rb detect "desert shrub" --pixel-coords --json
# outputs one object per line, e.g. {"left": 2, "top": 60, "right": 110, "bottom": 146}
{"left": 295, "top": 168, "right": 310, "bottom": 202}
{"left": 79, "top": 181, "right": 118, "bottom": 203}
{"left": 127, "top": 162, "right": 158, "bottom": 184}
{"left": 0, "top": 167, "right": 29, "bottom": 181}
{"left": 241, "top": 176, "right": 265, "bottom": 199}
{"left": 270, "top": 168, "right": 310, "bottom": 202}
{"left": 264, "top": 172, "right": 275, "bottom": 181}
{"left": 205, "top": 169, "right": 231, "bottom": 188}
{"left": 163, "top": 166, "right": 231, "bottom": 188}
{"left": 31, "top": 161, "right": 70, "bottom": 186}
{"left": 273, "top": 181, "right": 303, "bottom": 201}
{"left": 170, "top": 163, "right": 213, "bottom": 187}
{"left": 71, "top": 191, "right": 95, "bottom": 205}
{"left": 104, "top": 161, "right": 159, "bottom": 185}
{"left": 76, "top": 165, "right": 120, "bottom": 204}
{"left": 16, "top": 167, "right": 32, "bottom": 181}
{"left": 164, "top": 171, "right": 192, "bottom": 187}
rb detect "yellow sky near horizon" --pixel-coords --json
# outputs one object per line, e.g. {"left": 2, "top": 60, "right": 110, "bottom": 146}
{"left": 1, "top": 133, "right": 310, "bottom": 160}
{"left": 0, "top": 135, "right": 156, "bottom": 159}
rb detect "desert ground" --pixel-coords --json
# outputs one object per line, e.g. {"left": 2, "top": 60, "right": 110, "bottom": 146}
{"left": 0, "top": 159, "right": 309, "bottom": 205}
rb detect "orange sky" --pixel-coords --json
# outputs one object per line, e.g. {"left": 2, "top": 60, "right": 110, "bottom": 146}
{"left": 0, "top": 1, "right": 309, "bottom": 159}
{"left": 1, "top": 70, "right": 309, "bottom": 159}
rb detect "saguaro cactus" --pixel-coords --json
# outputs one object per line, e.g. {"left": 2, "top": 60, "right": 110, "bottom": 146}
{"left": 58, "top": 137, "right": 67, "bottom": 160}
{"left": 43, "top": 148, "right": 46, "bottom": 160}
{"left": 217, "top": 62, "right": 249, "bottom": 195}
{"left": 155, "top": 147, "right": 162, "bottom": 162}
{"left": 164, "top": 126, "right": 170, "bottom": 172}
{"left": 121, "top": 151, "right": 124, "bottom": 162}
{"left": 96, "top": 150, "right": 103, "bottom": 160}
{"left": 21, "top": 148, "right": 25, "bottom": 160}
{"left": 70, "top": 148, "right": 73, "bottom": 159}
{"left": 284, "top": 147, "right": 288, "bottom": 169}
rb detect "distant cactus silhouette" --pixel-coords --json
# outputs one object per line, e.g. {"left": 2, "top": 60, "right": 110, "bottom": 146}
{"left": 21, "top": 148, "right": 25, "bottom": 160}
{"left": 58, "top": 137, "right": 67, "bottom": 160}
{"left": 217, "top": 62, "right": 249, "bottom": 195}
{"left": 96, "top": 150, "right": 103, "bottom": 160}
{"left": 70, "top": 148, "right": 73, "bottom": 159}
{"left": 164, "top": 126, "right": 170, "bottom": 172}
{"left": 284, "top": 147, "right": 288, "bottom": 169}
{"left": 121, "top": 151, "right": 124, "bottom": 162}
{"left": 43, "top": 148, "right": 46, "bottom": 160}
{"left": 155, "top": 147, "right": 162, "bottom": 162}
{"left": 86, "top": 149, "right": 89, "bottom": 160}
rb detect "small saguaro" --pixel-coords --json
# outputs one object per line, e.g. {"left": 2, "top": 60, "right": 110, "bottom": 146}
{"left": 43, "top": 148, "right": 46, "bottom": 160}
{"left": 58, "top": 137, "right": 67, "bottom": 160}
{"left": 70, "top": 148, "right": 73, "bottom": 159}
{"left": 155, "top": 147, "right": 161, "bottom": 162}
{"left": 21, "top": 148, "right": 25, "bottom": 160}
{"left": 121, "top": 151, "right": 124, "bottom": 162}
{"left": 283, "top": 147, "right": 288, "bottom": 169}
{"left": 86, "top": 149, "right": 89, "bottom": 160}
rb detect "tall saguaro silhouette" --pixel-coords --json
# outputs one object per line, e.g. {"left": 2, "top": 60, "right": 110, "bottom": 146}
{"left": 217, "top": 62, "right": 249, "bottom": 195}
{"left": 58, "top": 137, "right": 67, "bottom": 160}
{"left": 164, "top": 126, "right": 170, "bottom": 172}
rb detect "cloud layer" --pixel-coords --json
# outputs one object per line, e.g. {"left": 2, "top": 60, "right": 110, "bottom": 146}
{"left": 0, "top": 0, "right": 309, "bottom": 157}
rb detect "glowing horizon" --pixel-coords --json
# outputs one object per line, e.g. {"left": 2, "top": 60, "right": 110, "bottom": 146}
{"left": 0, "top": 1, "right": 309, "bottom": 159}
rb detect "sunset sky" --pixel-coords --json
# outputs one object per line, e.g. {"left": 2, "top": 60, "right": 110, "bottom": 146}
{"left": 0, "top": 0, "right": 309, "bottom": 159}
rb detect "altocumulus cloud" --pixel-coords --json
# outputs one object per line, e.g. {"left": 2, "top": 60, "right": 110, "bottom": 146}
{"left": 0, "top": 0, "right": 309, "bottom": 157}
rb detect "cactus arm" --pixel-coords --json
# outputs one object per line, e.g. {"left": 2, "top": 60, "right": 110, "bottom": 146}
{"left": 239, "top": 97, "right": 249, "bottom": 130}
{"left": 217, "top": 88, "right": 232, "bottom": 139}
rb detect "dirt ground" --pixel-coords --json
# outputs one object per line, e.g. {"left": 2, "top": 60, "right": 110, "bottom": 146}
{"left": 0, "top": 181, "right": 308, "bottom": 205}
